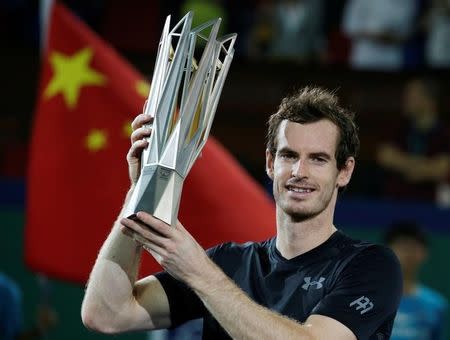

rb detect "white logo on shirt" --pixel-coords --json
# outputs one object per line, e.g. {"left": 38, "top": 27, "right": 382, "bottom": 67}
{"left": 349, "top": 296, "right": 374, "bottom": 314}
{"left": 302, "top": 277, "right": 325, "bottom": 290}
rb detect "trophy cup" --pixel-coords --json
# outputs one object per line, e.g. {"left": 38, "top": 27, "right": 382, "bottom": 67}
{"left": 123, "top": 12, "right": 237, "bottom": 226}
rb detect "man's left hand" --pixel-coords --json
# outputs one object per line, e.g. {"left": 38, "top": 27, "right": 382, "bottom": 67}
{"left": 120, "top": 212, "right": 211, "bottom": 284}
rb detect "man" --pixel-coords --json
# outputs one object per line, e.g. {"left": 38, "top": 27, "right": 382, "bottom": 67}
{"left": 81, "top": 87, "right": 402, "bottom": 339}
{"left": 426, "top": 0, "right": 450, "bottom": 68}
{"left": 376, "top": 77, "right": 450, "bottom": 204}
{"left": 0, "top": 273, "right": 58, "bottom": 340}
{"left": 342, "top": 0, "right": 417, "bottom": 70}
{"left": 384, "top": 221, "right": 448, "bottom": 340}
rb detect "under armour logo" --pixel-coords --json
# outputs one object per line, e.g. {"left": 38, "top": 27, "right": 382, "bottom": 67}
{"left": 302, "top": 277, "right": 325, "bottom": 290}
{"left": 349, "top": 296, "right": 374, "bottom": 315}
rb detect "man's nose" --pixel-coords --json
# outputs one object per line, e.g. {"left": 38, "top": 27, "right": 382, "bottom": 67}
{"left": 292, "top": 159, "right": 308, "bottom": 178}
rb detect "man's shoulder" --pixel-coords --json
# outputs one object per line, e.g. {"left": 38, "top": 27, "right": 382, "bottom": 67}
{"left": 336, "top": 232, "right": 400, "bottom": 271}
{"left": 208, "top": 238, "right": 274, "bottom": 257}
{"left": 312, "top": 234, "right": 402, "bottom": 340}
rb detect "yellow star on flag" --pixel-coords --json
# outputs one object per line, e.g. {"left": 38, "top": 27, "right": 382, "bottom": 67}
{"left": 44, "top": 47, "right": 106, "bottom": 109}
{"left": 85, "top": 129, "right": 107, "bottom": 152}
{"left": 136, "top": 80, "right": 150, "bottom": 97}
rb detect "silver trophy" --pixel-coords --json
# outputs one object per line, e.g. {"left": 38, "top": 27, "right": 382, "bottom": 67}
{"left": 124, "top": 12, "right": 237, "bottom": 226}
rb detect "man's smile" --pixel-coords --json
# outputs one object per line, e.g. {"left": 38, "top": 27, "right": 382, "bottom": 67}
{"left": 286, "top": 184, "right": 317, "bottom": 198}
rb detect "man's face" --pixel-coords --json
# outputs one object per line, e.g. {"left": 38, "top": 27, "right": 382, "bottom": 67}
{"left": 266, "top": 119, "right": 354, "bottom": 220}
{"left": 403, "top": 80, "right": 429, "bottom": 118}
{"left": 389, "top": 237, "right": 426, "bottom": 277}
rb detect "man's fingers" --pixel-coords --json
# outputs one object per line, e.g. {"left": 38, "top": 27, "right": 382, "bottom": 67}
{"left": 121, "top": 218, "right": 168, "bottom": 248}
{"left": 127, "top": 140, "right": 149, "bottom": 160}
{"left": 136, "top": 212, "right": 172, "bottom": 237}
{"left": 130, "top": 126, "right": 152, "bottom": 144}
{"left": 120, "top": 225, "right": 167, "bottom": 260}
{"left": 142, "top": 243, "right": 167, "bottom": 262}
{"left": 131, "top": 113, "right": 153, "bottom": 131}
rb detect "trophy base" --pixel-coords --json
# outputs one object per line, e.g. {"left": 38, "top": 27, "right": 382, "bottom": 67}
{"left": 124, "top": 164, "right": 184, "bottom": 226}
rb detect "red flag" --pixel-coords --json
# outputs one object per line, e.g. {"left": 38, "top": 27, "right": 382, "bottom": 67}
{"left": 25, "top": 3, "right": 276, "bottom": 284}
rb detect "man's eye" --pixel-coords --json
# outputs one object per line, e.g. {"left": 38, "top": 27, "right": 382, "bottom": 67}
{"left": 312, "top": 157, "right": 326, "bottom": 163}
{"left": 280, "top": 153, "right": 295, "bottom": 159}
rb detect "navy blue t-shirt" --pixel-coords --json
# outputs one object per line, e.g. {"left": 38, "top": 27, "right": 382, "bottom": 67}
{"left": 155, "top": 231, "right": 402, "bottom": 340}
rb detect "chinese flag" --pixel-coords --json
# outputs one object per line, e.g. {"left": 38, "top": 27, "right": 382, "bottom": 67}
{"left": 25, "top": 3, "right": 275, "bottom": 284}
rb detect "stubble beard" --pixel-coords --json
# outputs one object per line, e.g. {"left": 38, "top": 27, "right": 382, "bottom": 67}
{"left": 277, "top": 187, "right": 335, "bottom": 223}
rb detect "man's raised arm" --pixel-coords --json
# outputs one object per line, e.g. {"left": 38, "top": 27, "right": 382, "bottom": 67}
{"left": 81, "top": 114, "right": 171, "bottom": 334}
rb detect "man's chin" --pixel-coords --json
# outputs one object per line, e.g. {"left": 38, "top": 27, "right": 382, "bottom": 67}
{"left": 285, "top": 208, "right": 320, "bottom": 222}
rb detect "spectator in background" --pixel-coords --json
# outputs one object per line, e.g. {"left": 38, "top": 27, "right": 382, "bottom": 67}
{"left": 247, "top": 0, "right": 274, "bottom": 58}
{"left": 0, "top": 272, "right": 57, "bottom": 340}
{"left": 0, "top": 272, "right": 23, "bottom": 340}
{"left": 342, "top": 0, "right": 417, "bottom": 70}
{"left": 376, "top": 77, "right": 450, "bottom": 205}
{"left": 269, "top": 0, "right": 325, "bottom": 63}
{"left": 384, "top": 221, "right": 448, "bottom": 340}
{"left": 425, "top": 0, "right": 450, "bottom": 68}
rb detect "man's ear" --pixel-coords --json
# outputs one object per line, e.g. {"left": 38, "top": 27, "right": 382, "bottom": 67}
{"left": 337, "top": 157, "right": 355, "bottom": 188}
{"left": 266, "top": 149, "right": 274, "bottom": 180}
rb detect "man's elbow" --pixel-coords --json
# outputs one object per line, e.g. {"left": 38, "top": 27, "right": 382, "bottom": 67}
{"left": 81, "top": 302, "right": 123, "bottom": 334}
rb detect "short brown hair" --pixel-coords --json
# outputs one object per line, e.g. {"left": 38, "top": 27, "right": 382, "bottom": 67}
{"left": 266, "top": 87, "right": 359, "bottom": 170}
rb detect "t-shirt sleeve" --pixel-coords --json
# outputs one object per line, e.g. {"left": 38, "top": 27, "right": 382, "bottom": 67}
{"left": 311, "top": 245, "right": 402, "bottom": 340}
{"left": 154, "top": 246, "right": 221, "bottom": 328}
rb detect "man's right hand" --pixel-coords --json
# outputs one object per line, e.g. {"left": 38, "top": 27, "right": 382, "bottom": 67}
{"left": 127, "top": 113, "right": 154, "bottom": 185}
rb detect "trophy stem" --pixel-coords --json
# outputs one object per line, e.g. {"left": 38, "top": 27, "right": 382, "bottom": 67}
{"left": 124, "top": 165, "right": 183, "bottom": 226}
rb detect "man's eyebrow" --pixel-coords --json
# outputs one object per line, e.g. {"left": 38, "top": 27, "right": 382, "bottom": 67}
{"left": 277, "top": 147, "right": 298, "bottom": 155}
{"left": 276, "top": 148, "right": 334, "bottom": 160}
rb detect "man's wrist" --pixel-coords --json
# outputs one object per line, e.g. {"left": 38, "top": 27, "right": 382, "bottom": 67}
{"left": 187, "top": 257, "right": 225, "bottom": 294}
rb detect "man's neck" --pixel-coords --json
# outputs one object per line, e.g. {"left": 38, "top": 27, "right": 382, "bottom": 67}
{"left": 402, "top": 273, "right": 419, "bottom": 295}
{"left": 275, "top": 207, "right": 337, "bottom": 260}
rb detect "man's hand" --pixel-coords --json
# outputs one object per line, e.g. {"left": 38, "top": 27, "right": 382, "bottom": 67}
{"left": 378, "top": 144, "right": 450, "bottom": 182}
{"left": 127, "top": 113, "right": 153, "bottom": 185}
{"left": 120, "top": 212, "right": 211, "bottom": 284}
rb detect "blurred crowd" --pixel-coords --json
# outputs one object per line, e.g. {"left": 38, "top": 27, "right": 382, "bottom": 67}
{"left": 2, "top": 0, "right": 450, "bottom": 69}
{"left": 0, "top": 0, "right": 449, "bottom": 207}
{"left": 220, "top": 0, "right": 450, "bottom": 70}
{"left": 191, "top": 0, "right": 450, "bottom": 70}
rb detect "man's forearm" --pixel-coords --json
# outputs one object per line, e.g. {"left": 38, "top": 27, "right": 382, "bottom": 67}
{"left": 189, "top": 259, "right": 313, "bottom": 340}
{"left": 82, "top": 187, "right": 143, "bottom": 330}
{"left": 95, "top": 187, "right": 142, "bottom": 281}
{"left": 410, "top": 155, "right": 450, "bottom": 181}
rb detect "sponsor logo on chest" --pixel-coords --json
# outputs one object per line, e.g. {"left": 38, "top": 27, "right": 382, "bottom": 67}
{"left": 301, "top": 276, "right": 326, "bottom": 291}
